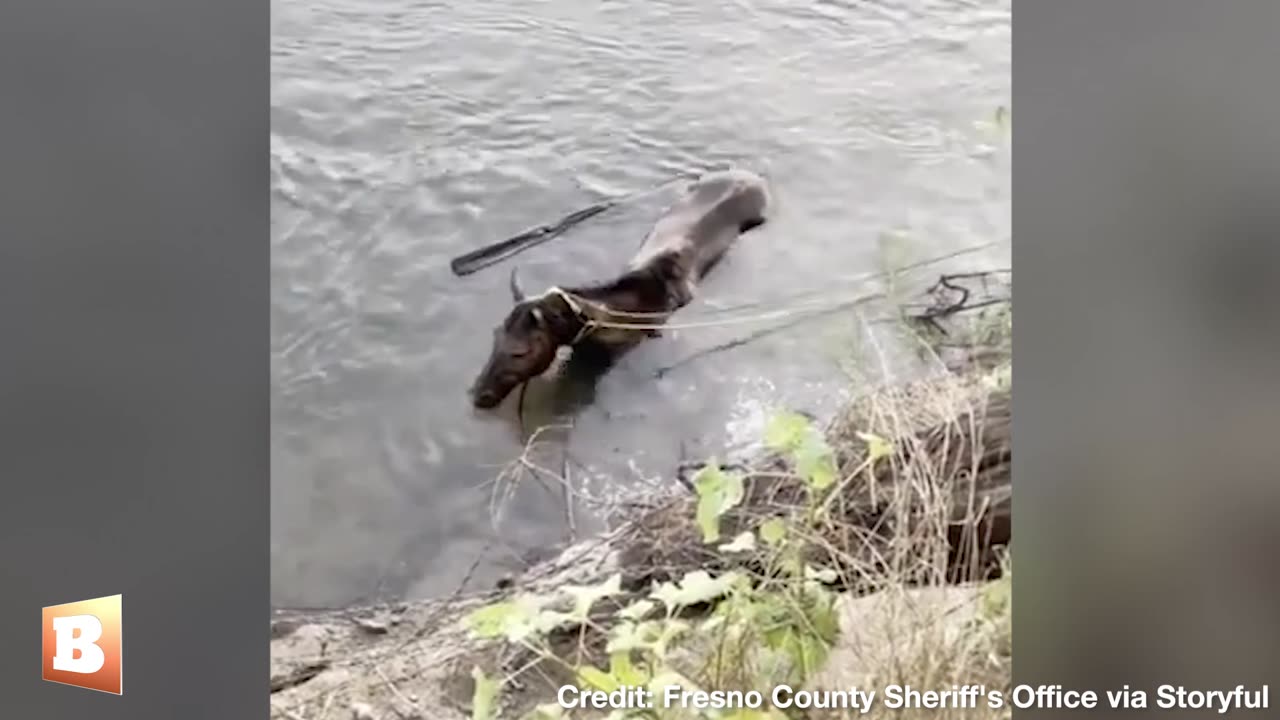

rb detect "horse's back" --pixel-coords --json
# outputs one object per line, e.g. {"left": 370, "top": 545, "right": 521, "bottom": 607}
{"left": 630, "top": 169, "right": 770, "bottom": 270}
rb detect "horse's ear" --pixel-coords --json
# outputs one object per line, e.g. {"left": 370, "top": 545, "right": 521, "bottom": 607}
{"left": 509, "top": 266, "right": 527, "bottom": 302}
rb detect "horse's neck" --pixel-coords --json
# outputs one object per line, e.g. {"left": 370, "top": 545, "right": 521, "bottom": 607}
{"left": 568, "top": 267, "right": 660, "bottom": 313}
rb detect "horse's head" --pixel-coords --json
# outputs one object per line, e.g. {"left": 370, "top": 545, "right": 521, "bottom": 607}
{"left": 468, "top": 269, "right": 573, "bottom": 409}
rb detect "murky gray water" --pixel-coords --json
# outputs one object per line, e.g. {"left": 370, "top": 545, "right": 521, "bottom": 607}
{"left": 272, "top": 0, "right": 1010, "bottom": 608}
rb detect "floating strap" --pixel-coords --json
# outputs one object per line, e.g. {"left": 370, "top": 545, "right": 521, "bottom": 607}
{"left": 449, "top": 202, "right": 615, "bottom": 277}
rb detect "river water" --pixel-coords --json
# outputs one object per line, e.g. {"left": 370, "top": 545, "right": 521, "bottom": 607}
{"left": 272, "top": 0, "right": 1010, "bottom": 608}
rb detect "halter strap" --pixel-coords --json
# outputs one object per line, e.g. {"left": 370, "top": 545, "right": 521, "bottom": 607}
{"left": 544, "top": 286, "right": 599, "bottom": 345}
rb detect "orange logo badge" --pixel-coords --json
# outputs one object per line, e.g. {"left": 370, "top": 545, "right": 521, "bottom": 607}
{"left": 42, "top": 594, "right": 123, "bottom": 695}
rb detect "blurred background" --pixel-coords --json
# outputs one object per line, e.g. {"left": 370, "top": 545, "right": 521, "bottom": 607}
{"left": 1016, "top": 2, "right": 1280, "bottom": 714}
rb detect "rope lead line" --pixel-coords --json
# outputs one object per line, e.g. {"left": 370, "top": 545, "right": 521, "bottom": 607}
{"left": 541, "top": 240, "right": 1009, "bottom": 335}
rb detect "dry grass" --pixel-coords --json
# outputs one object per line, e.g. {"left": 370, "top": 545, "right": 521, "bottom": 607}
{"left": 802, "top": 299, "right": 1012, "bottom": 719}
{"left": 801, "top": 298, "right": 1012, "bottom": 719}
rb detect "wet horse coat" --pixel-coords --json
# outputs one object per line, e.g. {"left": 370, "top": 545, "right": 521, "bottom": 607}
{"left": 469, "top": 169, "right": 771, "bottom": 408}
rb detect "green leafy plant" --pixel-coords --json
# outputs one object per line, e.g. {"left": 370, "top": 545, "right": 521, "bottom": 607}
{"left": 462, "top": 412, "right": 863, "bottom": 720}
{"left": 692, "top": 463, "right": 744, "bottom": 543}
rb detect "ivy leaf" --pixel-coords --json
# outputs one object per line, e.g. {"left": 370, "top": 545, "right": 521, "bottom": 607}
{"left": 759, "top": 518, "right": 787, "bottom": 545}
{"left": 768, "top": 412, "right": 839, "bottom": 488}
{"left": 562, "top": 573, "right": 622, "bottom": 621}
{"left": 856, "top": 431, "right": 893, "bottom": 462}
{"left": 653, "top": 619, "right": 691, "bottom": 658}
{"left": 464, "top": 602, "right": 519, "bottom": 639}
{"left": 693, "top": 464, "right": 744, "bottom": 543}
{"left": 618, "top": 599, "right": 655, "bottom": 621}
{"left": 765, "top": 627, "right": 831, "bottom": 679}
{"left": 609, "top": 651, "right": 649, "bottom": 686}
{"left": 650, "top": 570, "right": 741, "bottom": 613}
{"left": 577, "top": 666, "right": 619, "bottom": 693}
{"left": 795, "top": 631, "right": 832, "bottom": 673}
{"left": 804, "top": 565, "right": 838, "bottom": 584}
{"left": 718, "top": 531, "right": 756, "bottom": 554}
{"left": 532, "top": 609, "right": 573, "bottom": 636}
{"left": 808, "top": 596, "right": 841, "bottom": 642}
{"left": 606, "top": 620, "right": 685, "bottom": 657}
{"left": 606, "top": 621, "right": 651, "bottom": 654}
{"left": 470, "top": 666, "right": 500, "bottom": 720}
{"left": 464, "top": 594, "right": 561, "bottom": 642}
{"left": 795, "top": 436, "right": 837, "bottom": 490}
{"left": 765, "top": 412, "right": 811, "bottom": 452}
{"left": 716, "top": 591, "right": 763, "bottom": 625}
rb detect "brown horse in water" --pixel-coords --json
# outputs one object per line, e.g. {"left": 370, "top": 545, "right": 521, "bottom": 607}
{"left": 468, "top": 168, "right": 771, "bottom": 409}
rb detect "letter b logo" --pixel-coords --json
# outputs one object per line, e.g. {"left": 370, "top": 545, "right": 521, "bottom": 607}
{"left": 52, "top": 615, "right": 106, "bottom": 673}
{"left": 42, "top": 595, "right": 122, "bottom": 695}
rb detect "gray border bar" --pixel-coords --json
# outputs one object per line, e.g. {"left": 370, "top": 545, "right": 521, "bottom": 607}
{"left": 0, "top": 0, "right": 268, "bottom": 715}
{"left": 1016, "top": 1, "right": 1280, "bottom": 714}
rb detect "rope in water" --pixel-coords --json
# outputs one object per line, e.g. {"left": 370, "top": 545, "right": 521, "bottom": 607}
{"left": 568, "top": 239, "right": 1010, "bottom": 330}
{"left": 574, "top": 289, "right": 887, "bottom": 332}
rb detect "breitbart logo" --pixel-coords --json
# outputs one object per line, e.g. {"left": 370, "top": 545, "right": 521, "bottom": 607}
{"left": 41, "top": 594, "right": 123, "bottom": 695}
